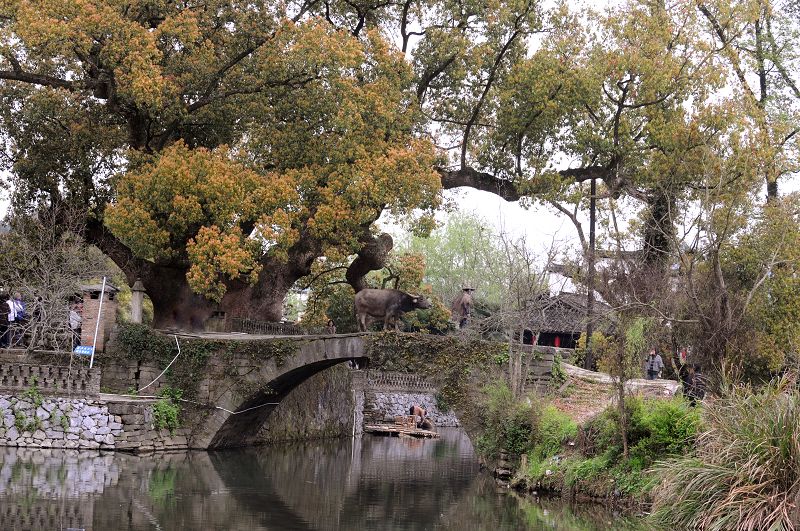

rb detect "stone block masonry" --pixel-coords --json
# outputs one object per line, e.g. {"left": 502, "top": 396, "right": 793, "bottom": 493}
{"left": 0, "top": 395, "right": 123, "bottom": 449}
{"left": 365, "top": 390, "right": 460, "bottom": 427}
{"left": 0, "top": 394, "right": 189, "bottom": 452}
{"left": 363, "top": 371, "right": 460, "bottom": 427}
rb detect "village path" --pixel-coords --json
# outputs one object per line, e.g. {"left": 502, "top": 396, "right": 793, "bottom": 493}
{"left": 551, "top": 363, "right": 680, "bottom": 425}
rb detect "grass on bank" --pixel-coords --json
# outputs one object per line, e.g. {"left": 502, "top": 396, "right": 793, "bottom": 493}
{"left": 650, "top": 375, "right": 800, "bottom": 530}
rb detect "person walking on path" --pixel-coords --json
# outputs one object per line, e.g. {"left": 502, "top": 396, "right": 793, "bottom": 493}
{"left": 645, "top": 347, "right": 664, "bottom": 380}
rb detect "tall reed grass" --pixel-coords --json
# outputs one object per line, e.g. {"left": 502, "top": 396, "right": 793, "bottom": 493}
{"left": 651, "top": 375, "right": 800, "bottom": 530}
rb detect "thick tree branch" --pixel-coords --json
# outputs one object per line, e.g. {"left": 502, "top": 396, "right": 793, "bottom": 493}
{"left": 345, "top": 232, "right": 393, "bottom": 293}
{"left": 416, "top": 53, "right": 457, "bottom": 102}
{"left": 438, "top": 164, "right": 615, "bottom": 202}
{"left": 85, "top": 217, "right": 155, "bottom": 286}
{"left": 438, "top": 167, "right": 520, "bottom": 201}
{"left": 0, "top": 69, "right": 76, "bottom": 91}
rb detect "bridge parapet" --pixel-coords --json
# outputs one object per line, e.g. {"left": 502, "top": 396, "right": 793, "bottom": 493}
{"left": 0, "top": 363, "right": 99, "bottom": 397}
{"left": 366, "top": 371, "right": 436, "bottom": 392}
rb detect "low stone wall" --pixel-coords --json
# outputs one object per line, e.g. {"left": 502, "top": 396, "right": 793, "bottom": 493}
{"left": 0, "top": 393, "right": 189, "bottom": 452}
{"left": 0, "top": 395, "right": 123, "bottom": 449}
{"left": 363, "top": 370, "right": 460, "bottom": 427}
{"left": 106, "top": 400, "right": 191, "bottom": 452}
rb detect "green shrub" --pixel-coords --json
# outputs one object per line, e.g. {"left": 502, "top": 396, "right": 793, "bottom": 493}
{"left": 474, "top": 381, "right": 538, "bottom": 458}
{"left": 630, "top": 396, "right": 701, "bottom": 466}
{"left": 583, "top": 396, "right": 700, "bottom": 468}
{"left": 582, "top": 399, "right": 635, "bottom": 457}
{"left": 152, "top": 393, "right": 181, "bottom": 434}
{"left": 651, "top": 375, "right": 800, "bottom": 530}
{"left": 532, "top": 405, "right": 578, "bottom": 460}
{"left": 563, "top": 454, "right": 611, "bottom": 491}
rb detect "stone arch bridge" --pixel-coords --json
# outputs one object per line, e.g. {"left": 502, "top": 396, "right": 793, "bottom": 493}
{"left": 102, "top": 330, "right": 558, "bottom": 449}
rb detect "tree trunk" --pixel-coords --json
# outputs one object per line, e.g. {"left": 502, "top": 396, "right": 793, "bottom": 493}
{"left": 618, "top": 376, "right": 629, "bottom": 459}
{"left": 767, "top": 179, "right": 778, "bottom": 202}
{"left": 139, "top": 263, "right": 296, "bottom": 330}
{"left": 88, "top": 216, "right": 397, "bottom": 330}
{"left": 642, "top": 188, "right": 675, "bottom": 267}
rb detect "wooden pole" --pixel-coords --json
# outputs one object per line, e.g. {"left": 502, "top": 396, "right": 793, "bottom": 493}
{"left": 584, "top": 178, "right": 596, "bottom": 370}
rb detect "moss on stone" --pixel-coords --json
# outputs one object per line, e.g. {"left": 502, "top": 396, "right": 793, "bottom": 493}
{"left": 106, "top": 323, "right": 302, "bottom": 400}
{"left": 364, "top": 332, "right": 509, "bottom": 436}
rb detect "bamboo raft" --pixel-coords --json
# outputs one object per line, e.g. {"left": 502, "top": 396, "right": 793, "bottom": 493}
{"left": 364, "top": 415, "right": 440, "bottom": 438}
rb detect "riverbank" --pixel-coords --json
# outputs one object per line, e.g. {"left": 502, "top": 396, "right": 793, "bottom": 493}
{"left": 494, "top": 371, "right": 800, "bottom": 530}
{"left": 483, "top": 370, "right": 697, "bottom": 513}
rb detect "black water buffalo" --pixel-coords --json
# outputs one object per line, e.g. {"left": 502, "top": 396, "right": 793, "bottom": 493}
{"left": 354, "top": 288, "right": 432, "bottom": 332}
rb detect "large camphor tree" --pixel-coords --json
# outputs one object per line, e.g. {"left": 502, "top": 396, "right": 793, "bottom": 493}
{"left": 1, "top": 0, "right": 795, "bottom": 329}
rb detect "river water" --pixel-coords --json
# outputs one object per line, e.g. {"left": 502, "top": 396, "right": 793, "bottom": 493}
{"left": 0, "top": 428, "right": 648, "bottom": 530}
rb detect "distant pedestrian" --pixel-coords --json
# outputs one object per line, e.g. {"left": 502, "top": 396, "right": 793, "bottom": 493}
{"left": 69, "top": 302, "right": 82, "bottom": 350}
{"left": 326, "top": 319, "right": 336, "bottom": 335}
{"left": 685, "top": 365, "right": 706, "bottom": 406}
{"left": 7, "top": 291, "right": 26, "bottom": 347}
{"left": 0, "top": 293, "right": 9, "bottom": 348}
{"left": 645, "top": 348, "right": 663, "bottom": 380}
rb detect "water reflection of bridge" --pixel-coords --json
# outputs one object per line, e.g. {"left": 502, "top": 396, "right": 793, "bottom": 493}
{"left": 0, "top": 430, "right": 485, "bottom": 530}
{"left": 221, "top": 429, "right": 479, "bottom": 530}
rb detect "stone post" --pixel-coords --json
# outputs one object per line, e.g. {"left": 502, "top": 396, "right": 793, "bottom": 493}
{"left": 130, "top": 279, "right": 145, "bottom": 324}
{"left": 80, "top": 283, "right": 118, "bottom": 353}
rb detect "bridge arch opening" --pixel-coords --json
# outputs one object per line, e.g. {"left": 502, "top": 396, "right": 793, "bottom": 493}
{"left": 209, "top": 357, "right": 368, "bottom": 448}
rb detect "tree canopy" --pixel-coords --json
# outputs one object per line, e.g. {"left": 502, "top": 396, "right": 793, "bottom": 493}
{"left": 0, "top": 0, "right": 797, "bottom": 333}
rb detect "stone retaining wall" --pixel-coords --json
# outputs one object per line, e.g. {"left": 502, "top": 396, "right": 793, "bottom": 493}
{"left": 362, "top": 370, "right": 460, "bottom": 427}
{"left": 0, "top": 393, "right": 189, "bottom": 452}
{"left": 365, "top": 390, "right": 460, "bottom": 427}
{"left": 106, "top": 400, "right": 190, "bottom": 451}
{"left": 0, "top": 395, "right": 123, "bottom": 449}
